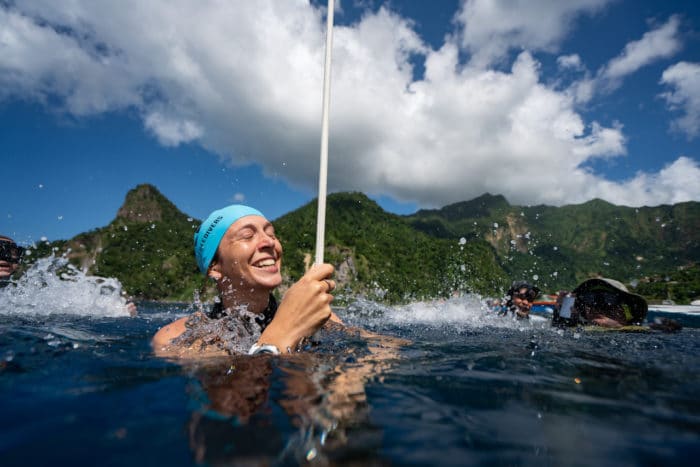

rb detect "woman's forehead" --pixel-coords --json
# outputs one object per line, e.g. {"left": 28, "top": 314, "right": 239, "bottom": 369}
{"left": 225, "top": 215, "right": 271, "bottom": 234}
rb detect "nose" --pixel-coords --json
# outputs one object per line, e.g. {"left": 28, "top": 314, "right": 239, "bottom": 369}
{"left": 257, "top": 231, "right": 277, "bottom": 249}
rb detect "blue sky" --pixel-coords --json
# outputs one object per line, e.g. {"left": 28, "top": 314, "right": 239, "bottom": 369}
{"left": 1, "top": 0, "right": 699, "bottom": 245}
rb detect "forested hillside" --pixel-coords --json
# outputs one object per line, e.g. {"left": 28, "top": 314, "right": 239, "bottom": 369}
{"left": 22, "top": 185, "right": 700, "bottom": 304}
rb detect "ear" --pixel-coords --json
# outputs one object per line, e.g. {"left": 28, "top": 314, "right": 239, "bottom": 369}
{"left": 207, "top": 260, "right": 223, "bottom": 281}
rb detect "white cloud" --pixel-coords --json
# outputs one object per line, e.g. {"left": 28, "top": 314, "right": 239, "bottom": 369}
{"left": 599, "top": 15, "right": 681, "bottom": 87}
{"left": 566, "top": 15, "right": 683, "bottom": 103}
{"left": 580, "top": 157, "right": 700, "bottom": 206}
{"left": 454, "top": 0, "right": 611, "bottom": 68}
{"left": 557, "top": 54, "right": 583, "bottom": 70}
{"left": 0, "top": 0, "right": 697, "bottom": 209}
{"left": 145, "top": 112, "right": 203, "bottom": 146}
{"left": 660, "top": 61, "right": 700, "bottom": 139}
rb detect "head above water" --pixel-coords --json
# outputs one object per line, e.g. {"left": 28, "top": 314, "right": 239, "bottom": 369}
{"left": 194, "top": 205, "right": 264, "bottom": 274}
{"left": 507, "top": 281, "right": 540, "bottom": 301}
{"left": 572, "top": 277, "right": 648, "bottom": 325}
{"left": 0, "top": 236, "right": 23, "bottom": 280}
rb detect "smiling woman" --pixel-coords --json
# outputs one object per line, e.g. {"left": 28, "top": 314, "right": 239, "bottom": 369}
{"left": 152, "top": 204, "right": 342, "bottom": 357}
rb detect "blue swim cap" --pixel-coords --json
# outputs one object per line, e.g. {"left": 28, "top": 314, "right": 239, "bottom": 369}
{"left": 194, "top": 204, "right": 264, "bottom": 274}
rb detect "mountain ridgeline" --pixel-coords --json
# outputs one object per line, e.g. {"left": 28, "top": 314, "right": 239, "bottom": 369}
{"left": 26, "top": 185, "right": 700, "bottom": 304}
{"left": 405, "top": 193, "right": 700, "bottom": 301}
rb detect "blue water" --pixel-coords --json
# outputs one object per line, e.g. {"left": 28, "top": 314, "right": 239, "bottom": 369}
{"left": 1, "top": 298, "right": 699, "bottom": 466}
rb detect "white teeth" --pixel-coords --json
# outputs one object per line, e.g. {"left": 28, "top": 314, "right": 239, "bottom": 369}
{"left": 257, "top": 259, "right": 275, "bottom": 267}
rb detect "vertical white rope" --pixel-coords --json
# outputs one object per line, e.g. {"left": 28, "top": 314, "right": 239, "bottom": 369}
{"left": 315, "top": 0, "right": 334, "bottom": 265}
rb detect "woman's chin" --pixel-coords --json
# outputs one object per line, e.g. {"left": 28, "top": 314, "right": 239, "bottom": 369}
{"left": 253, "top": 274, "right": 282, "bottom": 290}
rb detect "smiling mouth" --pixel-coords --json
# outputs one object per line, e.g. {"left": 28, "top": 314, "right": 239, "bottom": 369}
{"left": 254, "top": 258, "right": 276, "bottom": 268}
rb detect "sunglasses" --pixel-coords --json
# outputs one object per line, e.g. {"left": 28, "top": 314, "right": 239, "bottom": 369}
{"left": 0, "top": 240, "right": 24, "bottom": 264}
{"left": 513, "top": 290, "right": 538, "bottom": 301}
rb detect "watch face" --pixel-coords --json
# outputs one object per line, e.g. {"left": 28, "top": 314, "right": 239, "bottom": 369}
{"left": 250, "top": 344, "right": 280, "bottom": 355}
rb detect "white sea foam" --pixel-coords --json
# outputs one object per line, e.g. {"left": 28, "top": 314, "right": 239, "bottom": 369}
{"left": 0, "top": 255, "right": 133, "bottom": 318}
{"left": 340, "top": 294, "right": 550, "bottom": 331}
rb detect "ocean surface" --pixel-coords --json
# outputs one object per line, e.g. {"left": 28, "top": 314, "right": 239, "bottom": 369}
{"left": 1, "top": 261, "right": 699, "bottom": 466}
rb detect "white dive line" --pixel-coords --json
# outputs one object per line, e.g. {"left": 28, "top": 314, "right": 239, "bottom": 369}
{"left": 315, "top": 0, "right": 335, "bottom": 265}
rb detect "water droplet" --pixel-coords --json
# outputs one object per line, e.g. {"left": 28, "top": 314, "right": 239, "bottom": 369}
{"left": 306, "top": 448, "right": 317, "bottom": 461}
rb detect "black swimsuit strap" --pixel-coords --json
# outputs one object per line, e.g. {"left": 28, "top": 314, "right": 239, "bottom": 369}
{"left": 208, "top": 294, "right": 278, "bottom": 331}
{"left": 255, "top": 294, "right": 277, "bottom": 330}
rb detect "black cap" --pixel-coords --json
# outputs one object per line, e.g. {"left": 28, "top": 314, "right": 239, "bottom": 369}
{"left": 507, "top": 280, "right": 540, "bottom": 297}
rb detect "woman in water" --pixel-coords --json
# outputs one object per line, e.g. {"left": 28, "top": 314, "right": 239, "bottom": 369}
{"left": 503, "top": 280, "right": 540, "bottom": 319}
{"left": 153, "top": 205, "right": 406, "bottom": 461}
{"left": 0, "top": 235, "right": 23, "bottom": 282}
{"left": 152, "top": 204, "right": 342, "bottom": 357}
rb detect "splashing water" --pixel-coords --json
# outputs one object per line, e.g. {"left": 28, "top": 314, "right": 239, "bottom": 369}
{"left": 341, "top": 294, "right": 551, "bottom": 332}
{"left": 0, "top": 255, "right": 133, "bottom": 317}
{"left": 172, "top": 305, "right": 265, "bottom": 355}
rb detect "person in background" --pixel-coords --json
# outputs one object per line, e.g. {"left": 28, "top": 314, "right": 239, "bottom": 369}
{"left": 0, "top": 236, "right": 24, "bottom": 283}
{"left": 552, "top": 277, "right": 648, "bottom": 329}
{"left": 152, "top": 204, "right": 342, "bottom": 357}
{"left": 504, "top": 281, "right": 540, "bottom": 320}
{"left": 486, "top": 297, "right": 505, "bottom": 313}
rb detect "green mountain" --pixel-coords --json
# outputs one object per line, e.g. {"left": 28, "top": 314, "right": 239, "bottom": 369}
{"left": 405, "top": 194, "right": 700, "bottom": 301}
{"left": 26, "top": 184, "right": 201, "bottom": 301}
{"left": 23, "top": 185, "right": 700, "bottom": 304}
{"left": 273, "top": 192, "right": 507, "bottom": 302}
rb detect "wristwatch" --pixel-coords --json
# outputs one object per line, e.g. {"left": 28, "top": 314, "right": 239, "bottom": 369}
{"left": 248, "top": 343, "right": 280, "bottom": 355}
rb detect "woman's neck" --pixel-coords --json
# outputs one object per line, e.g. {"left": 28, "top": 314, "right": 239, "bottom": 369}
{"left": 219, "top": 284, "right": 270, "bottom": 314}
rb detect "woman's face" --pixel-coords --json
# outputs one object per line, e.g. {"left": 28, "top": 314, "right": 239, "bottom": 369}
{"left": 210, "top": 215, "right": 283, "bottom": 293}
{"left": 512, "top": 287, "right": 534, "bottom": 312}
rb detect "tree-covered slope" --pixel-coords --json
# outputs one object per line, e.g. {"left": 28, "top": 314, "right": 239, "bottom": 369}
{"left": 406, "top": 194, "right": 700, "bottom": 298}
{"left": 22, "top": 185, "right": 700, "bottom": 303}
{"left": 274, "top": 192, "right": 508, "bottom": 302}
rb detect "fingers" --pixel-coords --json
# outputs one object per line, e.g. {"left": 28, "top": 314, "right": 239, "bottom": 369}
{"left": 304, "top": 263, "right": 336, "bottom": 295}
{"left": 305, "top": 262, "right": 335, "bottom": 281}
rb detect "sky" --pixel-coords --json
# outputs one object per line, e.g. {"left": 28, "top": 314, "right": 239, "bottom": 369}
{"left": 1, "top": 0, "right": 700, "bottom": 245}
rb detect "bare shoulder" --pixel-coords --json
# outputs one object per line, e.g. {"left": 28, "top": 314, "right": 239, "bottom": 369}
{"left": 152, "top": 316, "right": 189, "bottom": 351}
